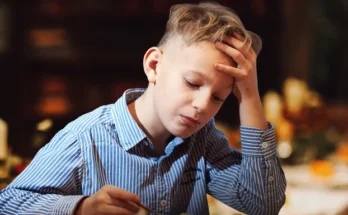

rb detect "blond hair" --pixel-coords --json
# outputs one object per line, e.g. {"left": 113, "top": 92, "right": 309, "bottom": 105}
{"left": 158, "top": 2, "right": 262, "bottom": 55}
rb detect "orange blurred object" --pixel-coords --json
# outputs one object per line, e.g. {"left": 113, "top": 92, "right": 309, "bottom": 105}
{"left": 36, "top": 76, "right": 71, "bottom": 116}
{"left": 30, "top": 29, "right": 67, "bottom": 48}
{"left": 310, "top": 160, "right": 334, "bottom": 178}
{"left": 336, "top": 142, "right": 348, "bottom": 163}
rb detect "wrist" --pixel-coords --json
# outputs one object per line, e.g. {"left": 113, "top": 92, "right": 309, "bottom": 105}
{"left": 238, "top": 91, "right": 268, "bottom": 131}
{"left": 238, "top": 89, "right": 261, "bottom": 103}
{"left": 74, "top": 197, "right": 87, "bottom": 215}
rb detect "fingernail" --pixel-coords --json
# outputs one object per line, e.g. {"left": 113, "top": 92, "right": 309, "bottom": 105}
{"left": 214, "top": 63, "right": 221, "bottom": 69}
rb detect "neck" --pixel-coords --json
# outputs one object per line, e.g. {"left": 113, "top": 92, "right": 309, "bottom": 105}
{"left": 128, "top": 88, "right": 172, "bottom": 153}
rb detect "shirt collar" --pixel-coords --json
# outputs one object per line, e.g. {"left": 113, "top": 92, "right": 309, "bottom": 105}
{"left": 111, "top": 88, "right": 147, "bottom": 150}
{"left": 111, "top": 88, "right": 186, "bottom": 151}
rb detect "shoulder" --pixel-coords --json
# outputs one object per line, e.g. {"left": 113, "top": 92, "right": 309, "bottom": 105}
{"left": 64, "top": 104, "right": 115, "bottom": 135}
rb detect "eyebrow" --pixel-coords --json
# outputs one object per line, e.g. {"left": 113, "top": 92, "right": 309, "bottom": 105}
{"left": 187, "top": 69, "right": 206, "bottom": 78}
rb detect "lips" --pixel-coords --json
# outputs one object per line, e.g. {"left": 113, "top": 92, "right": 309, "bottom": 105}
{"left": 180, "top": 115, "right": 200, "bottom": 127}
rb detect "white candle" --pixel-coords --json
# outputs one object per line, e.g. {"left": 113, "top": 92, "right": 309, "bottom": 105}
{"left": 283, "top": 78, "right": 308, "bottom": 115}
{"left": 263, "top": 91, "right": 283, "bottom": 125}
{"left": 0, "top": 118, "right": 8, "bottom": 160}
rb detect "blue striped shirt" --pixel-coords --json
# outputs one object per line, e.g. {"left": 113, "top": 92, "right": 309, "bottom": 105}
{"left": 0, "top": 88, "right": 286, "bottom": 215}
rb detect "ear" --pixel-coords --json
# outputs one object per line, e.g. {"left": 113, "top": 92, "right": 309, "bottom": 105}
{"left": 143, "top": 47, "right": 162, "bottom": 84}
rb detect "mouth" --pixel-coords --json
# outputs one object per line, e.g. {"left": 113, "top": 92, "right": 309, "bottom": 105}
{"left": 180, "top": 115, "right": 200, "bottom": 127}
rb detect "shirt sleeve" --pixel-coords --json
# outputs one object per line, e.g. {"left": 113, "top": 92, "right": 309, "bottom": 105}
{"left": 0, "top": 128, "right": 86, "bottom": 215}
{"left": 205, "top": 120, "right": 286, "bottom": 215}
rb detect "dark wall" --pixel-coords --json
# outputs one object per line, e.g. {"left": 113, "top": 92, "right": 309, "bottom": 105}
{"left": 0, "top": 0, "right": 282, "bottom": 157}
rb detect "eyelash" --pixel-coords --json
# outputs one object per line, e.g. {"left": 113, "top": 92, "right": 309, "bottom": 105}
{"left": 213, "top": 96, "right": 224, "bottom": 102}
{"left": 184, "top": 79, "right": 224, "bottom": 103}
{"left": 185, "top": 79, "right": 199, "bottom": 88}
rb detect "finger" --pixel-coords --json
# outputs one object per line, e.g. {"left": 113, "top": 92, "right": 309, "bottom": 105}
{"left": 222, "top": 35, "right": 252, "bottom": 58}
{"left": 215, "top": 42, "right": 249, "bottom": 68}
{"left": 103, "top": 185, "right": 140, "bottom": 203}
{"left": 100, "top": 205, "right": 135, "bottom": 215}
{"left": 232, "top": 32, "right": 245, "bottom": 41}
{"left": 110, "top": 198, "right": 140, "bottom": 214}
{"left": 214, "top": 63, "right": 246, "bottom": 79}
{"left": 233, "top": 32, "right": 257, "bottom": 55}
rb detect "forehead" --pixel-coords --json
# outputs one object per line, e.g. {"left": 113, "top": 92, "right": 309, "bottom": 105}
{"left": 163, "top": 36, "right": 236, "bottom": 68}
{"left": 162, "top": 36, "right": 236, "bottom": 82}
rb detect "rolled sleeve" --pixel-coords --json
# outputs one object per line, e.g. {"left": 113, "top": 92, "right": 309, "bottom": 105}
{"left": 240, "top": 123, "right": 277, "bottom": 159}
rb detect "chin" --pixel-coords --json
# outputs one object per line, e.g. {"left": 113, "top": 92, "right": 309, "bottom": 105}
{"left": 174, "top": 133, "right": 192, "bottom": 139}
{"left": 167, "top": 126, "right": 196, "bottom": 139}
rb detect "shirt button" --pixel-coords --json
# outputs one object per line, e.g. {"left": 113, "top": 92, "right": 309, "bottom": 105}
{"left": 144, "top": 141, "right": 148, "bottom": 146}
{"left": 161, "top": 200, "right": 167, "bottom": 207}
{"left": 269, "top": 176, "right": 274, "bottom": 182}
{"left": 261, "top": 142, "right": 269, "bottom": 149}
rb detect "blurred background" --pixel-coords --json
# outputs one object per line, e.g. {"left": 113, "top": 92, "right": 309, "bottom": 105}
{"left": 0, "top": 0, "right": 347, "bottom": 214}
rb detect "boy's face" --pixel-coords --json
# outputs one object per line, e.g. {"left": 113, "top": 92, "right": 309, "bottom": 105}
{"left": 149, "top": 36, "right": 236, "bottom": 138}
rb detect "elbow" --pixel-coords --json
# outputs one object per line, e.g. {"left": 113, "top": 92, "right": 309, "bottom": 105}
{"left": 241, "top": 189, "right": 286, "bottom": 215}
{"left": 245, "top": 196, "right": 286, "bottom": 215}
{"left": 265, "top": 194, "right": 286, "bottom": 215}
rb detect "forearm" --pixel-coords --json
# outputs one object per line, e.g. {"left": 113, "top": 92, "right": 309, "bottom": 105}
{"left": 0, "top": 128, "right": 85, "bottom": 214}
{"left": 238, "top": 91, "right": 268, "bottom": 131}
{"left": 207, "top": 155, "right": 286, "bottom": 215}
{"left": 207, "top": 124, "right": 286, "bottom": 215}
{"left": 0, "top": 187, "right": 85, "bottom": 215}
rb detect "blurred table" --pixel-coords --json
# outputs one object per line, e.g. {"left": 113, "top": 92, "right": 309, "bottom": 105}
{"left": 279, "top": 165, "right": 348, "bottom": 215}
{"left": 208, "top": 164, "right": 348, "bottom": 215}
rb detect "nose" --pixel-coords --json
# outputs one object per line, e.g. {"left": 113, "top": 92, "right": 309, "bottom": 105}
{"left": 192, "top": 91, "right": 211, "bottom": 113}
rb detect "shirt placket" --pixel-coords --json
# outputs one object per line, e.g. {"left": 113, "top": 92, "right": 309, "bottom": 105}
{"left": 155, "top": 160, "right": 171, "bottom": 214}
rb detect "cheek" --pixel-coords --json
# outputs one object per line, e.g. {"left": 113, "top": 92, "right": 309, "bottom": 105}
{"left": 156, "top": 71, "right": 193, "bottom": 112}
{"left": 159, "top": 73, "right": 186, "bottom": 99}
{"left": 205, "top": 105, "right": 222, "bottom": 120}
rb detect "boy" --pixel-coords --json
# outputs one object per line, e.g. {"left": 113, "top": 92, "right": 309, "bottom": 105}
{"left": 0, "top": 2, "right": 286, "bottom": 215}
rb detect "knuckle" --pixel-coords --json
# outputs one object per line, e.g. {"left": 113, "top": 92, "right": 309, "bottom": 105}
{"left": 234, "top": 52, "right": 242, "bottom": 59}
{"left": 218, "top": 64, "right": 225, "bottom": 71}
{"left": 245, "top": 64, "right": 252, "bottom": 71}
{"left": 103, "top": 185, "right": 111, "bottom": 189}
{"left": 101, "top": 185, "right": 107, "bottom": 191}
{"left": 221, "top": 44, "right": 229, "bottom": 52}
{"left": 241, "top": 70, "right": 248, "bottom": 77}
{"left": 250, "top": 55, "right": 257, "bottom": 62}
{"left": 250, "top": 50, "right": 257, "bottom": 57}
{"left": 95, "top": 194, "right": 105, "bottom": 203}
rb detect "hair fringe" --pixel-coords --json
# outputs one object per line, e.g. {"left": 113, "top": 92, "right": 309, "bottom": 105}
{"left": 158, "top": 2, "right": 262, "bottom": 55}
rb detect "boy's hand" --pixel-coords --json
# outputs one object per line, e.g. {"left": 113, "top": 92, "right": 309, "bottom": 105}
{"left": 215, "top": 33, "right": 268, "bottom": 130}
{"left": 74, "top": 185, "right": 141, "bottom": 215}
{"left": 214, "top": 33, "right": 259, "bottom": 102}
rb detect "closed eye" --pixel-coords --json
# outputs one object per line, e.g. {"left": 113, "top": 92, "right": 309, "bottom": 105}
{"left": 184, "top": 78, "right": 226, "bottom": 103}
{"left": 212, "top": 95, "right": 224, "bottom": 103}
{"left": 184, "top": 79, "right": 200, "bottom": 89}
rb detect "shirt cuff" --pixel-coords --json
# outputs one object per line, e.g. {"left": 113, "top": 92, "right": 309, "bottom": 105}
{"left": 240, "top": 122, "right": 277, "bottom": 159}
{"left": 51, "top": 195, "right": 86, "bottom": 215}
